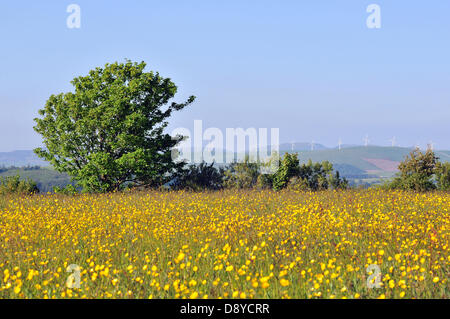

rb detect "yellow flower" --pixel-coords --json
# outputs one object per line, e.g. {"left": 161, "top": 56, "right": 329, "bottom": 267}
{"left": 190, "top": 292, "right": 198, "bottom": 299}
{"left": 388, "top": 280, "right": 395, "bottom": 289}
{"left": 175, "top": 252, "right": 185, "bottom": 264}
{"left": 432, "top": 277, "right": 439, "bottom": 283}
{"left": 280, "top": 279, "right": 290, "bottom": 287}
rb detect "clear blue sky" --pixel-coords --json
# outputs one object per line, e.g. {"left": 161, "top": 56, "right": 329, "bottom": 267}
{"left": 0, "top": 0, "right": 449, "bottom": 152}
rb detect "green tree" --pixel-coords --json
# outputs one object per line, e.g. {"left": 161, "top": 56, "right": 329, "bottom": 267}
{"left": 174, "top": 162, "right": 224, "bottom": 191}
{"left": 223, "top": 157, "right": 260, "bottom": 189}
{"left": 34, "top": 61, "right": 195, "bottom": 192}
{"left": 272, "top": 154, "right": 346, "bottom": 191}
{"left": 388, "top": 148, "right": 438, "bottom": 191}
{"left": 256, "top": 173, "right": 274, "bottom": 190}
{"left": 272, "top": 153, "right": 300, "bottom": 191}
{"left": 329, "top": 171, "right": 349, "bottom": 190}
{"left": 298, "top": 160, "right": 334, "bottom": 191}
{"left": 435, "top": 162, "right": 450, "bottom": 191}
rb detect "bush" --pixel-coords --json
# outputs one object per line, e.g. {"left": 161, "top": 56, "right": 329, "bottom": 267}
{"left": 256, "top": 174, "right": 273, "bottom": 190}
{"left": 435, "top": 162, "right": 450, "bottom": 191}
{"left": 287, "top": 176, "right": 309, "bottom": 191}
{"left": 173, "top": 162, "right": 224, "bottom": 191}
{"left": 329, "top": 171, "right": 349, "bottom": 190}
{"left": 272, "top": 153, "right": 300, "bottom": 191}
{"left": 272, "top": 154, "right": 345, "bottom": 191}
{"left": 385, "top": 148, "right": 438, "bottom": 192}
{"left": 53, "top": 184, "right": 78, "bottom": 195}
{"left": 223, "top": 157, "right": 260, "bottom": 189}
{"left": 0, "top": 175, "right": 39, "bottom": 195}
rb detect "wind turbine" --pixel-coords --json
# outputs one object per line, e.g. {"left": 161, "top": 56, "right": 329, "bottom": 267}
{"left": 389, "top": 136, "right": 396, "bottom": 147}
{"left": 338, "top": 138, "right": 342, "bottom": 151}
{"left": 291, "top": 141, "right": 295, "bottom": 152}
{"left": 364, "top": 134, "right": 370, "bottom": 147}
{"left": 414, "top": 141, "right": 421, "bottom": 150}
{"left": 310, "top": 140, "right": 315, "bottom": 151}
{"left": 427, "top": 141, "right": 435, "bottom": 151}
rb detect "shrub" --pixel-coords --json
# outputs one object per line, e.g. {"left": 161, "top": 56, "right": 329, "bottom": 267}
{"left": 173, "top": 162, "right": 224, "bottom": 191}
{"left": 435, "top": 162, "right": 450, "bottom": 191}
{"left": 53, "top": 184, "right": 78, "bottom": 195}
{"left": 0, "top": 175, "right": 39, "bottom": 195}
{"left": 385, "top": 148, "right": 438, "bottom": 192}
{"left": 329, "top": 171, "right": 349, "bottom": 190}
{"left": 223, "top": 157, "right": 260, "bottom": 189}
{"left": 256, "top": 174, "right": 274, "bottom": 190}
{"left": 287, "top": 176, "right": 309, "bottom": 191}
{"left": 272, "top": 153, "right": 300, "bottom": 191}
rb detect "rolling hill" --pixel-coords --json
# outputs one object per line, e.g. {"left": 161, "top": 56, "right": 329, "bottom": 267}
{"left": 0, "top": 167, "right": 72, "bottom": 193}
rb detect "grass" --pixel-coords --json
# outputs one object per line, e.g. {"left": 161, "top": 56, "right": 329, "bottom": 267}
{"left": 0, "top": 189, "right": 448, "bottom": 299}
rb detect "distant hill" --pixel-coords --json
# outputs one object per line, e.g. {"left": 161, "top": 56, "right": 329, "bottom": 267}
{"left": 283, "top": 146, "right": 409, "bottom": 177}
{"left": 436, "top": 151, "right": 450, "bottom": 161}
{"left": 278, "top": 142, "right": 328, "bottom": 151}
{"left": 291, "top": 146, "right": 413, "bottom": 170}
{"left": 0, "top": 150, "right": 48, "bottom": 167}
{"left": 0, "top": 167, "right": 72, "bottom": 193}
{"left": 280, "top": 146, "right": 449, "bottom": 182}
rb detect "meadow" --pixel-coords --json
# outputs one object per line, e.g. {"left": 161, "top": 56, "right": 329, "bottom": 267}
{"left": 0, "top": 189, "right": 448, "bottom": 299}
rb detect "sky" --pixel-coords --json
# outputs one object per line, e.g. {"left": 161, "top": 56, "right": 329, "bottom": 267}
{"left": 0, "top": 0, "right": 449, "bottom": 152}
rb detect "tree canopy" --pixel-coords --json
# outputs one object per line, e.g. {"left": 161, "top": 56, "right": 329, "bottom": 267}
{"left": 34, "top": 60, "right": 195, "bottom": 192}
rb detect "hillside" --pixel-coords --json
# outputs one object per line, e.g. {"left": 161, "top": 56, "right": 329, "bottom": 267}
{"left": 0, "top": 167, "right": 72, "bottom": 193}
{"left": 289, "top": 146, "right": 413, "bottom": 174}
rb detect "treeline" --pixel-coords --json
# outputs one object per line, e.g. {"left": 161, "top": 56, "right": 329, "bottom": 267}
{"left": 172, "top": 153, "right": 349, "bottom": 192}
{"left": 0, "top": 165, "right": 41, "bottom": 173}
{"left": 382, "top": 148, "right": 450, "bottom": 191}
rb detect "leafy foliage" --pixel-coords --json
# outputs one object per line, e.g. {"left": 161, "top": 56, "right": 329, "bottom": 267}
{"left": 0, "top": 175, "right": 39, "bottom": 195}
{"left": 385, "top": 148, "right": 438, "bottom": 191}
{"left": 255, "top": 173, "right": 274, "bottom": 190}
{"left": 272, "top": 154, "right": 347, "bottom": 191}
{"left": 173, "top": 162, "right": 224, "bottom": 191}
{"left": 0, "top": 167, "right": 72, "bottom": 193}
{"left": 435, "top": 162, "right": 450, "bottom": 191}
{"left": 34, "top": 60, "right": 195, "bottom": 193}
{"left": 272, "top": 153, "right": 300, "bottom": 191}
{"left": 329, "top": 171, "right": 349, "bottom": 190}
{"left": 223, "top": 157, "right": 260, "bottom": 189}
{"left": 53, "top": 184, "right": 79, "bottom": 195}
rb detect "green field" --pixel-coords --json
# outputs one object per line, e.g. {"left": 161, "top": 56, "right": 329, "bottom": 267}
{"left": 0, "top": 167, "right": 72, "bottom": 193}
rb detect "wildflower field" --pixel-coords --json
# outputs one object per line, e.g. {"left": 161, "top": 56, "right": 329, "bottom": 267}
{"left": 0, "top": 190, "right": 448, "bottom": 299}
